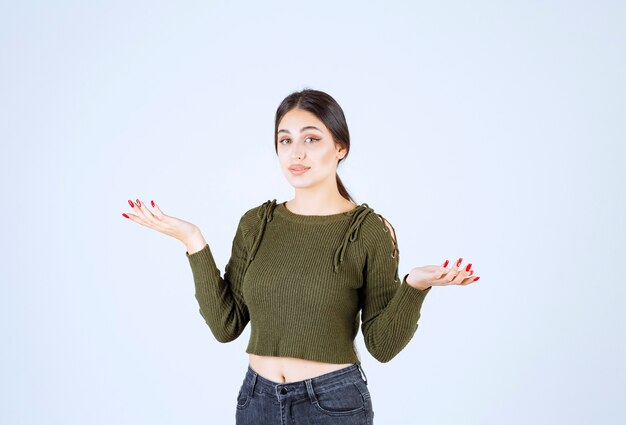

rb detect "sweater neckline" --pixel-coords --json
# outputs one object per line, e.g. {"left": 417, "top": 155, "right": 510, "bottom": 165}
{"left": 275, "top": 201, "right": 363, "bottom": 223}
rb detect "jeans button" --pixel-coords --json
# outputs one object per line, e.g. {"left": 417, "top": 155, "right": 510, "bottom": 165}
{"left": 280, "top": 388, "right": 287, "bottom": 394}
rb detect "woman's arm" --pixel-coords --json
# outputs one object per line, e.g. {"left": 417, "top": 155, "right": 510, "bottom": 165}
{"left": 360, "top": 215, "right": 432, "bottom": 363}
{"left": 186, "top": 214, "right": 251, "bottom": 343}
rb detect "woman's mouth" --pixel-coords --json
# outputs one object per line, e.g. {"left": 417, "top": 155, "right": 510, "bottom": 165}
{"left": 289, "top": 166, "right": 310, "bottom": 175}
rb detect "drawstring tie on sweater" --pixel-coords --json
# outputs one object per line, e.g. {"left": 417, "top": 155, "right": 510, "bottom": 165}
{"left": 246, "top": 199, "right": 277, "bottom": 270}
{"left": 333, "top": 204, "right": 374, "bottom": 273}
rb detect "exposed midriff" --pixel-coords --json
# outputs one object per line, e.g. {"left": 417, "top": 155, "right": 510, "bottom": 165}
{"left": 248, "top": 354, "right": 353, "bottom": 383}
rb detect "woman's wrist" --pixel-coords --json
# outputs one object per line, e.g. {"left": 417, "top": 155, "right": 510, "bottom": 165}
{"left": 404, "top": 274, "right": 432, "bottom": 291}
{"left": 183, "top": 228, "right": 207, "bottom": 255}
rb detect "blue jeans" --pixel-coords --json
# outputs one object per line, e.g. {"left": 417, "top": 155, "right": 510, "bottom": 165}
{"left": 235, "top": 363, "right": 374, "bottom": 425}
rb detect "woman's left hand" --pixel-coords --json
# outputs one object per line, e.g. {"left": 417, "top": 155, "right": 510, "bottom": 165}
{"left": 405, "top": 258, "right": 480, "bottom": 290}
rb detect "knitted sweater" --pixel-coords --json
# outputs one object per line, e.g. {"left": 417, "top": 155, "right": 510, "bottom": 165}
{"left": 185, "top": 199, "right": 432, "bottom": 365}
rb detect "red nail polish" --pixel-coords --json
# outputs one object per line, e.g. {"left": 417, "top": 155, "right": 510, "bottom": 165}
{"left": 122, "top": 213, "right": 129, "bottom": 218}
{"left": 469, "top": 270, "right": 473, "bottom": 276}
{"left": 136, "top": 199, "right": 141, "bottom": 207}
{"left": 473, "top": 276, "right": 480, "bottom": 282}
{"left": 128, "top": 200, "right": 134, "bottom": 208}
{"left": 151, "top": 200, "right": 155, "bottom": 208}
{"left": 443, "top": 260, "right": 449, "bottom": 268}
{"left": 456, "top": 258, "right": 463, "bottom": 267}
{"left": 465, "top": 263, "right": 472, "bottom": 272}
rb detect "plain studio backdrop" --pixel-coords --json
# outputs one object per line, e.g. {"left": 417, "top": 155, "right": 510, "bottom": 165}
{"left": 1, "top": 1, "right": 624, "bottom": 424}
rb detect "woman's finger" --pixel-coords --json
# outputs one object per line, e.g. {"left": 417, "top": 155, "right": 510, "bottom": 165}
{"left": 452, "top": 262, "right": 472, "bottom": 284}
{"left": 126, "top": 200, "right": 147, "bottom": 224}
{"left": 460, "top": 274, "right": 480, "bottom": 285}
{"left": 443, "top": 265, "right": 460, "bottom": 285}
{"left": 124, "top": 199, "right": 154, "bottom": 229}
{"left": 129, "top": 198, "right": 147, "bottom": 220}
{"left": 459, "top": 262, "right": 480, "bottom": 285}
{"left": 446, "top": 257, "right": 464, "bottom": 284}
{"left": 122, "top": 211, "right": 141, "bottom": 223}
{"left": 135, "top": 198, "right": 156, "bottom": 222}
{"left": 150, "top": 200, "right": 166, "bottom": 221}
{"left": 433, "top": 261, "right": 449, "bottom": 280}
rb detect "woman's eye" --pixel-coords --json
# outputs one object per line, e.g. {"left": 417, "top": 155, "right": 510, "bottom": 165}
{"left": 279, "top": 137, "right": 319, "bottom": 144}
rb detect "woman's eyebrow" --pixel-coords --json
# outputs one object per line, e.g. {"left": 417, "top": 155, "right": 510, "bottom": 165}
{"left": 277, "top": 126, "right": 324, "bottom": 135}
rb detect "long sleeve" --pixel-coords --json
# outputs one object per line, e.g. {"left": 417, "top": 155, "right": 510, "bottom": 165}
{"left": 360, "top": 216, "right": 432, "bottom": 363}
{"left": 185, "top": 214, "right": 250, "bottom": 343}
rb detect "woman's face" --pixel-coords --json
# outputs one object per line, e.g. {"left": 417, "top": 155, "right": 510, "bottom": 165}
{"left": 276, "top": 108, "right": 346, "bottom": 190}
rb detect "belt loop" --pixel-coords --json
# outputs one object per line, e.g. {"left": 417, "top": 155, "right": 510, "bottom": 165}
{"left": 304, "top": 379, "right": 318, "bottom": 403}
{"left": 357, "top": 364, "right": 368, "bottom": 385}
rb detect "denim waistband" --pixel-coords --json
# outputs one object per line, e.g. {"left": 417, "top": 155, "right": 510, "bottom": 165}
{"left": 243, "top": 363, "right": 368, "bottom": 398}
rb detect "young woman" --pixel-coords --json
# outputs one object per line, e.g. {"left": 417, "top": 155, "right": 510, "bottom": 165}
{"left": 121, "top": 89, "right": 480, "bottom": 424}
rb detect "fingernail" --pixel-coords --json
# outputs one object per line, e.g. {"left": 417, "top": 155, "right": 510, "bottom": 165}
{"left": 151, "top": 200, "right": 155, "bottom": 208}
{"left": 128, "top": 200, "right": 134, "bottom": 208}
{"left": 442, "top": 260, "right": 449, "bottom": 267}
{"left": 122, "top": 213, "right": 129, "bottom": 219}
{"left": 456, "top": 258, "right": 463, "bottom": 267}
{"left": 465, "top": 263, "right": 472, "bottom": 272}
{"left": 473, "top": 276, "right": 480, "bottom": 282}
{"left": 469, "top": 270, "right": 473, "bottom": 276}
{"left": 136, "top": 199, "right": 141, "bottom": 207}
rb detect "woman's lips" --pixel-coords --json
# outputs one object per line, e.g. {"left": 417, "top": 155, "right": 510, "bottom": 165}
{"left": 289, "top": 167, "right": 310, "bottom": 175}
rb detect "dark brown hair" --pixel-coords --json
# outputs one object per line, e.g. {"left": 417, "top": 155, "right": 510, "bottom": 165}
{"left": 274, "top": 88, "right": 355, "bottom": 203}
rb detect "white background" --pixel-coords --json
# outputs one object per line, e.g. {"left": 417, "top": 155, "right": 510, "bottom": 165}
{"left": 1, "top": 1, "right": 624, "bottom": 424}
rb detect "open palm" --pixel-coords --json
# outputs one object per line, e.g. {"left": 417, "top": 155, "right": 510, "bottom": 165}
{"left": 407, "top": 258, "right": 480, "bottom": 289}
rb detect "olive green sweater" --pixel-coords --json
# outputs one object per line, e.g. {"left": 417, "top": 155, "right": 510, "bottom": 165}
{"left": 185, "top": 199, "right": 432, "bottom": 365}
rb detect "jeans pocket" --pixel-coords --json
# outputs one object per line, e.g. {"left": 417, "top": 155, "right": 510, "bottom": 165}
{"left": 312, "top": 380, "right": 367, "bottom": 417}
{"left": 236, "top": 383, "right": 251, "bottom": 410}
{"left": 352, "top": 378, "right": 371, "bottom": 400}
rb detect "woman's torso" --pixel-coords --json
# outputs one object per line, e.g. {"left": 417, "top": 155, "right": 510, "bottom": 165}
{"left": 248, "top": 199, "right": 359, "bottom": 383}
{"left": 248, "top": 354, "right": 354, "bottom": 383}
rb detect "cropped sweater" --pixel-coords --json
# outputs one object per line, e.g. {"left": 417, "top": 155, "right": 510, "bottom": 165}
{"left": 185, "top": 199, "right": 432, "bottom": 365}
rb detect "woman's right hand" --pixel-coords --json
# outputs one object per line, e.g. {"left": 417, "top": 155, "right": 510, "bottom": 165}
{"left": 121, "top": 198, "right": 206, "bottom": 252}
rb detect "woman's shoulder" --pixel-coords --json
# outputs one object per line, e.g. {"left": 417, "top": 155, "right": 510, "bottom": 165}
{"left": 243, "top": 198, "right": 278, "bottom": 217}
{"left": 236, "top": 199, "right": 279, "bottom": 232}
{"left": 358, "top": 204, "right": 399, "bottom": 254}
{"left": 357, "top": 202, "right": 393, "bottom": 230}
{"left": 367, "top": 208, "right": 396, "bottom": 237}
